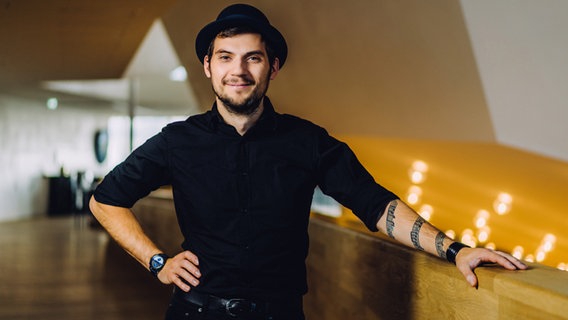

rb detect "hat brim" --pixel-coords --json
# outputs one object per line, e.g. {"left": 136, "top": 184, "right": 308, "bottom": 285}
{"left": 195, "top": 15, "right": 288, "bottom": 68}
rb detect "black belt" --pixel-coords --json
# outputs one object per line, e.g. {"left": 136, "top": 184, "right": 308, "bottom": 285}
{"left": 172, "top": 286, "right": 302, "bottom": 318}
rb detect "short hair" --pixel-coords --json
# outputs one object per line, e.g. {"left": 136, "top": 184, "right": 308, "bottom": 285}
{"left": 206, "top": 26, "right": 277, "bottom": 67}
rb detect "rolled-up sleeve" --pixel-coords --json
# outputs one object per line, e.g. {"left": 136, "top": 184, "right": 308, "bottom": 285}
{"left": 315, "top": 129, "right": 398, "bottom": 231}
{"left": 93, "top": 132, "right": 171, "bottom": 208}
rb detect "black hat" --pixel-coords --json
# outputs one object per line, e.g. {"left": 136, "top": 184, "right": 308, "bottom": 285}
{"left": 195, "top": 4, "right": 288, "bottom": 68}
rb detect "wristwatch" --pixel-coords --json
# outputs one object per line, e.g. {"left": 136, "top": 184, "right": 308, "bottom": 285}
{"left": 149, "top": 253, "right": 169, "bottom": 277}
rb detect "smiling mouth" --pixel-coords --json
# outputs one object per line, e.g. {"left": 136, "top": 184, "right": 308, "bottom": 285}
{"left": 227, "top": 83, "right": 251, "bottom": 87}
{"left": 223, "top": 77, "right": 254, "bottom": 87}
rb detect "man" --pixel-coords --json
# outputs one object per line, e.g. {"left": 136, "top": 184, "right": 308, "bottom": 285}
{"left": 90, "top": 4, "right": 527, "bottom": 320}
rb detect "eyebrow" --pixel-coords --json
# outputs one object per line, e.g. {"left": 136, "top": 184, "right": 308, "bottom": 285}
{"left": 214, "top": 49, "right": 233, "bottom": 55}
{"left": 214, "top": 49, "right": 266, "bottom": 57}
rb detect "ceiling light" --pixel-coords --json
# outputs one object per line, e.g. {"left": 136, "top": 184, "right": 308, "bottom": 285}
{"left": 418, "top": 204, "right": 433, "bottom": 221}
{"left": 46, "top": 97, "right": 58, "bottom": 110}
{"left": 476, "top": 226, "right": 491, "bottom": 243}
{"left": 535, "top": 249, "right": 546, "bottom": 262}
{"left": 460, "top": 229, "right": 477, "bottom": 247}
{"left": 541, "top": 233, "right": 556, "bottom": 252}
{"left": 169, "top": 66, "right": 187, "bottom": 82}
{"left": 512, "top": 246, "right": 524, "bottom": 259}
{"left": 409, "top": 160, "right": 428, "bottom": 184}
{"left": 493, "top": 192, "right": 513, "bottom": 215}
{"left": 474, "top": 209, "right": 490, "bottom": 228}
{"left": 406, "top": 185, "right": 422, "bottom": 205}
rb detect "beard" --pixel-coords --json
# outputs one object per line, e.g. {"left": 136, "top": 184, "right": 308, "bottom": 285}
{"left": 215, "top": 87, "right": 264, "bottom": 116}
{"left": 212, "top": 71, "right": 271, "bottom": 116}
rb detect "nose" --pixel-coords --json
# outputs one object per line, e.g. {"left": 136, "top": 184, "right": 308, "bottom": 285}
{"left": 230, "top": 58, "right": 248, "bottom": 76}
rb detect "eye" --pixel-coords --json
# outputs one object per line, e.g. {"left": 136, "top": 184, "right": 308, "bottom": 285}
{"left": 247, "top": 55, "right": 262, "bottom": 63}
{"left": 217, "top": 55, "right": 231, "bottom": 62}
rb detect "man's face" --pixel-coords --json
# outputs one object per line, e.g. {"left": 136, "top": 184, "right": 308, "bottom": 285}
{"left": 204, "top": 33, "right": 279, "bottom": 115}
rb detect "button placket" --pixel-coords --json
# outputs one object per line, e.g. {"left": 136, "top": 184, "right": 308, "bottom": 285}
{"left": 237, "top": 139, "right": 253, "bottom": 256}
{"left": 236, "top": 140, "right": 250, "bottom": 212}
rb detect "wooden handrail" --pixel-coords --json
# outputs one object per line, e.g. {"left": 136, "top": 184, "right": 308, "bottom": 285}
{"left": 306, "top": 214, "right": 568, "bottom": 320}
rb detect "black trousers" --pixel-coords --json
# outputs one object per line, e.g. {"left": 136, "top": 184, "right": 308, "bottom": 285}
{"left": 164, "top": 288, "right": 305, "bottom": 320}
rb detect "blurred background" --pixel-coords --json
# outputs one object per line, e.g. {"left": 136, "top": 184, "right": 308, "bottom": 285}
{"left": 1, "top": 0, "right": 567, "bottom": 270}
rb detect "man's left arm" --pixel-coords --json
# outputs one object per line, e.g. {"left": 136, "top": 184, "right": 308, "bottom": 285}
{"left": 376, "top": 199, "right": 527, "bottom": 287}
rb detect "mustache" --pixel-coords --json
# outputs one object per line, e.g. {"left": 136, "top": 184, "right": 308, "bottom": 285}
{"left": 222, "top": 76, "right": 255, "bottom": 85}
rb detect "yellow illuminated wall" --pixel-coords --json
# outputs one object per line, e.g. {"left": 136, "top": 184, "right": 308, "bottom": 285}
{"left": 339, "top": 136, "right": 568, "bottom": 269}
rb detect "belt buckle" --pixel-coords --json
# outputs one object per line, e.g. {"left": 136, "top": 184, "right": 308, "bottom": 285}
{"left": 225, "top": 298, "right": 255, "bottom": 317}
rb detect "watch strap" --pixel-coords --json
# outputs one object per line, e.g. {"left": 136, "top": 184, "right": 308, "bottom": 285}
{"left": 446, "top": 242, "right": 470, "bottom": 264}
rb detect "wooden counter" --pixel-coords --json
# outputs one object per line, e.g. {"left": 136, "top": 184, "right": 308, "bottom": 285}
{"left": 132, "top": 191, "right": 568, "bottom": 320}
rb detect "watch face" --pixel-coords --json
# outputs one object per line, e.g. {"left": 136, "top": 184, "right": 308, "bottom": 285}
{"left": 151, "top": 255, "right": 165, "bottom": 269}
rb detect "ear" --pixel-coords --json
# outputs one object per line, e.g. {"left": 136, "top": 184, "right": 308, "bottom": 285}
{"left": 203, "top": 56, "right": 212, "bottom": 78}
{"left": 269, "top": 57, "right": 280, "bottom": 80}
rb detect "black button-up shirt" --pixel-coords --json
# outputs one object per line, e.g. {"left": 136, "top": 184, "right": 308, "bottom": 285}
{"left": 94, "top": 98, "right": 398, "bottom": 300}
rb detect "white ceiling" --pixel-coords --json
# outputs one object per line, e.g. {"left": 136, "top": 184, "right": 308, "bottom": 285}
{"left": 460, "top": 0, "right": 568, "bottom": 161}
{"left": 42, "top": 19, "right": 199, "bottom": 116}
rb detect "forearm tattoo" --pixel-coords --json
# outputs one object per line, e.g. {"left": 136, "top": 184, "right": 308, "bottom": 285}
{"left": 410, "top": 216, "right": 425, "bottom": 250}
{"left": 386, "top": 202, "right": 397, "bottom": 238}
{"left": 435, "top": 232, "right": 447, "bottom": 259}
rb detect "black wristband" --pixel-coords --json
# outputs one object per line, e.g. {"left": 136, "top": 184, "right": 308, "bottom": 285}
{"left": 446, "top": 242, "right": 470, "bottom": 264}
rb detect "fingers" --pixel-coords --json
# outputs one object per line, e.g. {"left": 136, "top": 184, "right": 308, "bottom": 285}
{"left": 158, "top": 250, "right": 201, "bottom": 292}
{"left": 474, "top": 249, "right": 527, "bottom": 271}
{"left": 494, "top": 250, "right": 528, "bottom": 270}
{"left": 456, "top": 262, "right": 479, "bottom": 288}
{"left": 455, "top": 247, "right": 528, "bottom": 288}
